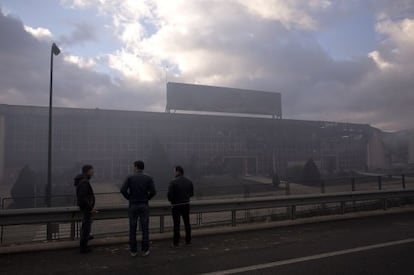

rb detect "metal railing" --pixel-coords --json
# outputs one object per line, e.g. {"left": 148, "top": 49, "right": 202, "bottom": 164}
{"left": 1, "top": 192, "right": 124, "bottom": 210}
{"left": 1, "top": 188, "right": 414, "bottom": 245}
{"left": 2, "top": 173, "right": 412, "bottom": 210}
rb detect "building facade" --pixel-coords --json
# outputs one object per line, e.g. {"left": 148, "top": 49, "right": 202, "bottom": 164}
{"left": 0, "top": 104, "right": 385, "bottom": 188}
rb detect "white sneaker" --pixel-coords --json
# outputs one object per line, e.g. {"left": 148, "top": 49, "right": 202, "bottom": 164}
{"left": 130, "top": 251, "right": 138, "bottom": 257}
{"left": 142, "top": 250, "right": 150, "bottom": 257}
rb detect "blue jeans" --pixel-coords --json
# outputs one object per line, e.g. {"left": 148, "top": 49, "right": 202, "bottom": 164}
{"left": 128, "top": 203, "right": 149, "bottom": 253}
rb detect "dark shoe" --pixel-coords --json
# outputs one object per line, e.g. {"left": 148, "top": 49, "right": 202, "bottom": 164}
{"left": 80, "top": 248, "right": 91, "bottom": 254}
{"left": 88, "top": 235, "right": 94, "bottom": 241}
{"left": 185, "top": 242, "right": 192, "bottom": 247}
{"left": 130, "top": 251, "right": 138, "bottom": 257}
{"left": 142, "top": 250, "right": 150, "bottom": 257}
{"left": 171, "top": 243, "right": 179, "bottom": 248}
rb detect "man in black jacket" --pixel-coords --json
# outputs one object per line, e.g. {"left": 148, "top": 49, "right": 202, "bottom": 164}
{"left": 121, "top": 160, "right": 156, "bottom": 257}
{"left": 74, "top": 164, "right": 95, "bottom": 253}
{"left": 168, "top": 166, "right": 194, "bottom": 247}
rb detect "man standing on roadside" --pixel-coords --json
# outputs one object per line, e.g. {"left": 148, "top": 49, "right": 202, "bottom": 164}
{"left": 121, "top": 160, "right": 156, "bottom": 257}
{"left": 168, "top": 166, "right": 194, "bottom": 247}
{"left": 74, "top": 164, "right": 96, "bottom": 253}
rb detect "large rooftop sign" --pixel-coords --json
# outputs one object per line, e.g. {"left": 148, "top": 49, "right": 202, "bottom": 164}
{"left": 166, "top": 82, "right": 282, "bottom": 118}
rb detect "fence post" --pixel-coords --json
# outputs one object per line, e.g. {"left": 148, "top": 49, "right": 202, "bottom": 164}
{"left": 290, "top": 205, "right": 296, "bottom": 220}
{"left": 244, "top": 209, "right": 249, "bottom": 221}
{"left": 351, "top": 177, "right": 356, "bottom": 192}
{"left": 340, "top": 201, "right": 346, "bottom": 214}
{"left": 231, "top": 210, "right": 236, "bottom": 227}
{"left": 285, "top": 181, "right": 291, "bottom": 218}
{"left": 160, "top": 215, "right": 165, "bottom": 233}
{"left": 402, "top": 174, "right": 406, "bottom": 189}
{"left": 70, "top": 212, "right": 76, "bottom": 240}
{"left": 378, "top": 176, "right": 382, "bottom": 190}
{"left": 320, "top": 180, "right": 327, "bottom": 211}
{"left": 70, "top": 222, "right": 76, "bottom": 240}
{"left": 321, "top": 180, "right": 326, "bottom": 194}
{"left": 197, "top": 213, "right": 202, "bottom": 226}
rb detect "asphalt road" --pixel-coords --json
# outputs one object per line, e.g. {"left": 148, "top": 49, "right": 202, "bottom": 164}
{"left": 1, "top": 212, "right": 414, "bottom": 275}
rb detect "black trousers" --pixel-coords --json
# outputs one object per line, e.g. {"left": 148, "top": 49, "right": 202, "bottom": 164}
{"left": 172, "top": 204, "right": 191, "bottom": 246}
{"left": 80, "top": 210, "right": 92, "bottom": 250}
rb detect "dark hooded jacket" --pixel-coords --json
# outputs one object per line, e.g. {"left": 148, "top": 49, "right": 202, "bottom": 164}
{"left": 74, "top": 174, "right": 95, "bottom": 211}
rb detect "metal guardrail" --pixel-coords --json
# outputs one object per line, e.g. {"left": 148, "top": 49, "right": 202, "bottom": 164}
{"left": 1, "top": 189, "right": 414, "bottom": 228}
{"left": 2, "top": 174, "right": 411, "bottom": 210}
{"left": 1, "top": 175, "right": 412, "bottom": 245}
{"left": 0, "top": 192, "right": 125, "bottom": 210}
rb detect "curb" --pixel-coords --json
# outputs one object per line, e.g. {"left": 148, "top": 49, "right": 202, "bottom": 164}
{"left": 1, "top": 206, "right": 414, "bottom": 254}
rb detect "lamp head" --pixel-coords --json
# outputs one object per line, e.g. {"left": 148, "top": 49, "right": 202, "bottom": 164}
{"left": 52, "top": 43, "right": 60, "bottom": 56}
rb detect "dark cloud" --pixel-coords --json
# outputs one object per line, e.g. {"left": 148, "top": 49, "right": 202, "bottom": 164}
{"left": 151, "top": 4, "right": 377, "bottom": 125}
{"left": 59, "top": 22, "right": 97, "bottom": 46}
{"left": 153, "top": 1, "right": 413, "bottom": 131}
{"left": 375, "top": 0, "right": 414, "bottom": 20}
{"left": 0, "top": 9, "right": 161, "bottom": 111}
{"left": 1, "top": 2, "right": 414, "bottom": 132}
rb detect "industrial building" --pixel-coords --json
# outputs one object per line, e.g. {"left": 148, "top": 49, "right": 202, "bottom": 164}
{"left": 0, "top": 83, "right": 400, "bottom": 189}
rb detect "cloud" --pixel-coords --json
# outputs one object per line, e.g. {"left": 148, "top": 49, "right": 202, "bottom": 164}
{"left": 0, "top": 9, "right": 163, "bottom": 112}
{"left": 63, "top": 54, "right": 96, "bottom": 68}
{"left": 236, "top": 0, "right": 332, "bottom": 30}
{"left": 59, "top": 22, "right": 97, "bottom": 46}
{"left": 2, "top": 1, "right": 414, "bottom": 132}
{"left": 60, "top": 0, "right": 93, "bottom": 9}
{"left": 371, "top": 18, "right": 414, "bottom": 66}
{"left": 368, "top": 51, "right": 394, "bottom": 70}
{"left": 23, "top": 25, "right": 52, "bottom": 40}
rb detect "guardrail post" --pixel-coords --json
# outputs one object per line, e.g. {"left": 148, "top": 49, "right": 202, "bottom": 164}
{"left": 290, "top": 205, "right": 296, "bottom": 220}
{"left": 320, "top": 180, "right": 327, "bottom": 211}
{"left": 70, "top": 221, "right": 76, "bottom": 240}
{"left": 402, "top": 174, "right": 406, "bottom": 189}
{"left": 160, "top": 215, "right": 165, "bottom": 233}
{"left": 351, "top": 177, "right": 355, "bottom": 192}
{"left": 244, "top": 209, "right": 249, "bottom": 221}
{"left": 378, "top": 176, "right": 382, "bottom": 190}
{"left": 231, "top": 210, "right": 236, "bottom": 226}
{"left": 77, "top": 221, "right": 80, "bottom": 239}
{"left": 70, "top": 212, "right": 76, "bottom": 240}
{"left": 285, "top": 182, "right": 292, "bottom": 218}
{"left": 321, "top": 180, "right": 325, "bottom": 194}
{"left": 46, "top": 224, "right": 52, "bottom": 240}
{"left": 197, "top": 213, "right": 202, "bottom": 226}
{"left": 340, "top": 202, "right": 346, "bottom": 214}
{"left": 0, "top": 196, "right": 3, "bottom": 243}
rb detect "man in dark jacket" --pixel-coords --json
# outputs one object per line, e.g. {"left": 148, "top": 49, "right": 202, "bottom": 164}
{"left": 168, "top": 166, "right": 194, "bottom": 247}
{"left": 74, "top": 164, "right": 95, "bottom": 253}
{"left": 121, "top": 160, "right": 156, "bottom": 257}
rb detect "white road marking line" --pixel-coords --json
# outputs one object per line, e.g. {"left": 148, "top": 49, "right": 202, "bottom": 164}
{"left": 200, "top": 238, "right": 414, "bottom": 275}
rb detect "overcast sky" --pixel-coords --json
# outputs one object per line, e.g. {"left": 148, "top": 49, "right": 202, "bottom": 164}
{"left": 0, "top": 0, "right": 413, "bottom": 132}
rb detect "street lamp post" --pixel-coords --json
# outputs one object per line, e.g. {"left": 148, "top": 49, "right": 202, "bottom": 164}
{"left": 46, "top": 42, "right": 60, "bottom": 240}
